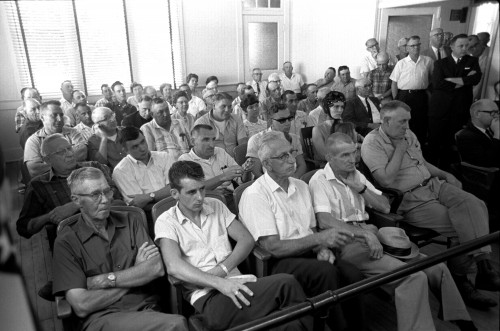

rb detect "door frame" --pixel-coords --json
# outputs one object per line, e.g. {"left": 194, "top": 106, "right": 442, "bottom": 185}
{"left": 377, "top": 6, "right": 441, "bottom": 51}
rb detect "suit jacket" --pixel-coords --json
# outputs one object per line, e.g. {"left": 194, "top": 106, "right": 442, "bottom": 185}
{"left": 429, "top": 55, "right": 481, "bottom": 119}
{"left": 456, "top": 122, "right": 500, "bottom": 168}
{"left": 342, "top": 96, "right": 381, "bottom": 136}
{"left": 421, "top": 47, "right": 451, "bottom": 61}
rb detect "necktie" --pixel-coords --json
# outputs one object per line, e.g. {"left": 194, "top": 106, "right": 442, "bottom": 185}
{"left": 365, "top": 98, "right": 373, "bottom": 122}
{"left": 486, "top": 127, "right": 494, "bottom": 139}
{"left": 256, "top": 82, "right": 261, "bottom": 95}
{"left": 437, "top": 49, "right": 441, "bottom": 60}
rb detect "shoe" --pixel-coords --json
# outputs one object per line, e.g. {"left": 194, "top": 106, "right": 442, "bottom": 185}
{"left": 454, "top": 275, "right": 497, "bottom": 310}
{"left": 38, "top": 280, "right": 55, "bottom": 302}
{"left": 452, "top": 320, "right": 478, "bottom": 331}
{"left": 475, "top": 259, "right": 500, "bottom": 291}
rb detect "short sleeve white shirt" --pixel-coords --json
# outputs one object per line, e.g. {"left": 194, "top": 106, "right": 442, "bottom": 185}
{"left": 112, "top": 151, "right": 175, "bottom": 204}
{"left": 389, "top": 55, "right": 433, "bottom": 90}
{"left": 154, "top": 198, "right": 239, "bottom": 304}
{"left": 279, "top": 73, "right": 304, "bottom": 93}
{"left": 239, "top": 173, "right": 316, "bottom": 241}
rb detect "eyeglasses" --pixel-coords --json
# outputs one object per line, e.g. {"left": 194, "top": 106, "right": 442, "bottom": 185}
{"left": 45, "top": 145, "right": 74, "bottom": 157}
{"left": 432, "top": 33, "right": 444, "bottom": 37}
{"left": 273, "top": 115, "right": 294, "bottom": 124}
{"left": 367, "top": 43, "right": 379, "bottom": 49}
{"left": 269, "top": 150, "right": 298, "bottom": 162}
{"left": 74, "top": 187, "right": 113, "bottom": 202}
{"left": 478, "top": 110, "right": 499, "bottom": 116}
{"left": 95, "top": 113, "right": 116, "bottom": 125}
{"left": 407, "top": 43, "right": 421, "bottom": 48}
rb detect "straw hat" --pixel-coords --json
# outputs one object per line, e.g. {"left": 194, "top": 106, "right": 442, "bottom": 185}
{"left": 377, "top": 227, "right": 419, "bottom": 260}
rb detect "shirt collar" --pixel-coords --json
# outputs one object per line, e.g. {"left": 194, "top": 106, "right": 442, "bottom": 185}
{"left": 126, "top": 153, "right": 153, "bottom": 166}
{"left": 173, "top": 202, "right": 215, "bottom": 225}
{"left": 452, "top": 54, "right": 460, "bottom": 63}
{"left": 76, "top": 212, "right": 127, "bottom": 243}
{"left": 263, "top": 172, "right": 296, "bottom": 196}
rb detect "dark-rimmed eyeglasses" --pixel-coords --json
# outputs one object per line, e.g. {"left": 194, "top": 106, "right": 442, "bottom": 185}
{"left": 273, "top": 115, "right": 294, "bottom": 124}
{"left": 74, "top": 187, "right": 113, "bottom": 202}
{"left": 407, "top": 43, "right": 421, "bottom": 48}
{"left": 269, "top": 150, "right": 298, "bottom": 162}
{"left": 478, "top": 110, "right": 499, "bottom": 116}
{"left": 45, "top": 145, "right": 74, "bottom": 158}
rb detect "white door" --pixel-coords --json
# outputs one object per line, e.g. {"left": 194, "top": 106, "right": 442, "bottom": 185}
{"left": 242, "top": 15, "right": 284, "bottom": 82}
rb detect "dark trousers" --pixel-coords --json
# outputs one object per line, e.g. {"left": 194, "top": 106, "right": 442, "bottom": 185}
{"left": 397, "top": 90, "right": 428, "bottom": 146}
{"left": 193, "top": 273, "right": 313, "bottom": 331}
{"left": 271, "top": 255, "right": 366, "bottom": 331}
{"left": 427, "top": 116, "right": 460, "bottom": 171}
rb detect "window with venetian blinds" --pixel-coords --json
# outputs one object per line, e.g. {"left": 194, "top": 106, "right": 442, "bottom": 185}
{"left": 2, "top": 0, "right": 184, "bottom": 99}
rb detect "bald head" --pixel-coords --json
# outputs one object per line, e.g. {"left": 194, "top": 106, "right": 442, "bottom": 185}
{"left": 326, "top": 132, "right": 354, "bottom": 154}
{"left": 477, "top": 32, "right": 490, "bottom": 46}
{"left": 470, "top": 99, "right": 498, "bottom": 129}
{"left": 268, "top": 81, "right": 279, "bottom": 91}
{"left": 376, "top": 51, "right": 389, "bottom": 64}
{"left": 470, "top": 99, "right": 498, "bottom": 115}
{"left": 92, "top": 107, "right": 113, "bottom": 123}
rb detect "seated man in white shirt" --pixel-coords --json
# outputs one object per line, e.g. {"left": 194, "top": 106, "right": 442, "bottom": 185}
{"left": 239, "top": 132, "right": 366, "bottom": 331}
{"left": 179, "top": 124, "right": 252, "bottom": 213}
{"left": 247, "top": 105, "right": 307, "bottom": 179}
{"left": 73, "top": 103, "right": 94, "bottom": 141}
{"left": 179, "top": 84, "right": 206, "bottom": 118}
{"left": 309, "top": 132, "right": 476, "bottom": 330}
{"left": 279, "top": 61, "right": 304, "bottom": 94}
{"left": 307, "top": 87, "right": 330, "bottom": 127}
{"left": 112, "top": 126, "right": 178, "bottom": 234}
{"left": 155, "top": 160, "right": 313, "bottom": 331}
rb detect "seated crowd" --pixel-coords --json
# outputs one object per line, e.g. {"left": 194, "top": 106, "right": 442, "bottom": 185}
{"left": 14, "top": 29, "right": 499, "bottom": 331}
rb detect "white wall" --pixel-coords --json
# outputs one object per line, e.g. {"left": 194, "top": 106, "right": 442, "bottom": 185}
{"left": 181, "top": 0, "right": 240, "bottom": 86}
{"left": 289, "top": 0, "right": 378, "bottom": 82}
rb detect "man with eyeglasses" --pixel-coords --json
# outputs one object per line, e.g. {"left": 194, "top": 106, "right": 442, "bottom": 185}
{"left": 428, "top": 34, "right": 482, "bottom": 169}
{"left": 246, "top": 68, "right": 267, "bottom": 102}
{"left": 360, "top": 38, "right": 396, "bottom": 77}
{"left": 194, "top": 93, "right": 248, "bottom": 158}
{"left": 390, "top": 35, "right": 434, "bottom": 145}
{"left": 457, "top": 99, "right": 500, "bottom": 221}
{"left": 24, "top": 100, "right": 87, "bottom": 178}
{"left": 343, "top": 78, "right": 381, "bottom": 136}
{"left": 18, "top": 133, "right": 121, "bottom": 246}
{"left": 52, "top": 167, "right": 188, "bottom": 331}
{"left": 246, "top": 104, "right": 307, "bottom": 179}
{"left": 421, "top": 28, "right": 450, "bottom": 61}
{"left": 468, "top": 34, "right": 489, "bottom": 100}
{"left": 362, "top": 100, "right": 500, "bottom": 309}
{"left": 368, "top": 52, "right": 393, "bottom": 102}
{"left": 240, "top": 131, "right": 366, "bottom": 331}
{"left": 122, "top": 95, "right": 153, "bottom": 129}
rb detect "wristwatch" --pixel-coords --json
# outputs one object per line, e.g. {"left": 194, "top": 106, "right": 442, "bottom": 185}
{"left": 149, "top": 192, "right": 156, "bottom": 202}
{"left": 107, "top": 272, "right": 116, "bottom": 288}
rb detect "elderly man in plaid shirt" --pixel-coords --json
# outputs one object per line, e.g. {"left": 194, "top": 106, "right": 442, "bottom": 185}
{"left": 368, "top": 52, "right": 393, "bottom": 103}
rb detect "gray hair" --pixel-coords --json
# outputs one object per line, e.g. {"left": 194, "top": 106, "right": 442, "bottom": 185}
{"left": 380, "top": 100, "right": 411, "bottom": 120}
{"left": 41, "top": 133, "right": 67, "bottom": 157}
{"left": 355, "top": 77, "right": 371, "bottom": 88}
{"left": 23, "top": 98, "right": 41, "bottom": 109}
{"left": 92, "top": 107, "right": 112, "bottom": 123}
{"left": 257, "top": 131, "right": 289, "bottom": 162}
{"left": 67, "top": 167, "right": 105, "bottom": 194}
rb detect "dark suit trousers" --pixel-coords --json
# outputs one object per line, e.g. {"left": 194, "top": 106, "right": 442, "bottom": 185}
{"left": 193, "top": 273, "right": 314, "bottom": 331}
{"left": 271, "top": 255, "right": 366, "bottom": 331}
{"left": 397, "top": 89, "right": 428, "bottom": 145}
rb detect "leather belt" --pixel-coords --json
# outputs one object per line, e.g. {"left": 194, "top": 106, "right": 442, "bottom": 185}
{"left": 398, "top": 89, "right": 426, "bottom": 94}
{"left": 405, "top": 177, "right": 431, "bottom": 194}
